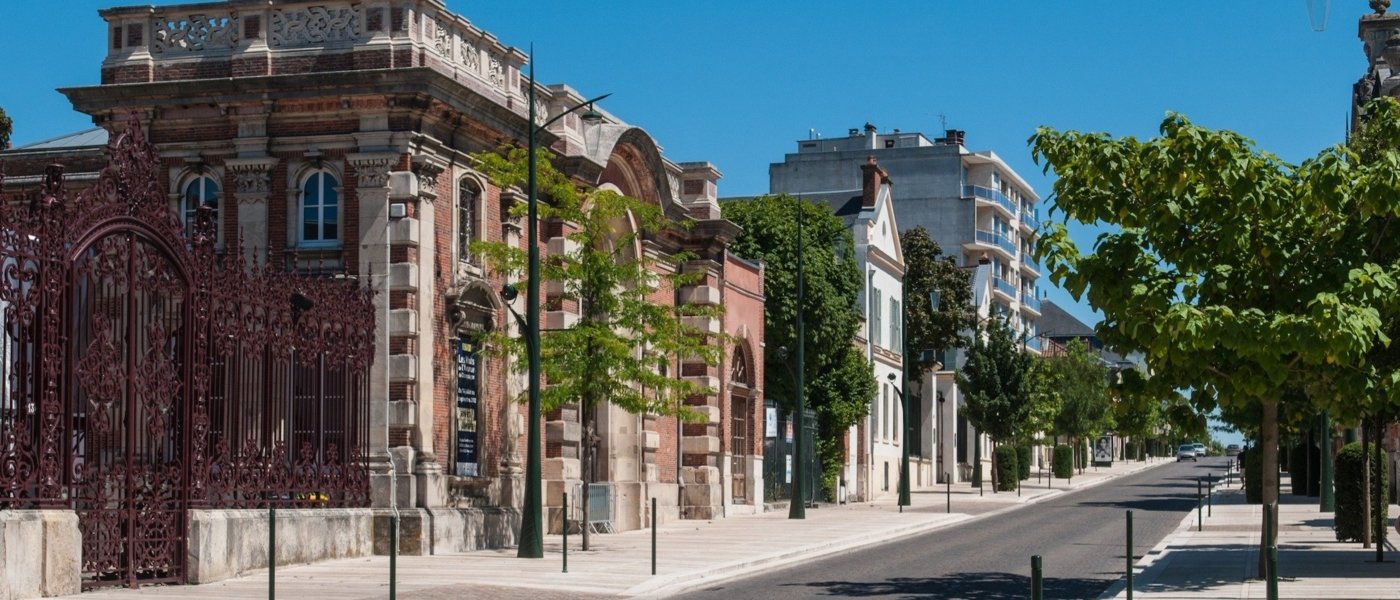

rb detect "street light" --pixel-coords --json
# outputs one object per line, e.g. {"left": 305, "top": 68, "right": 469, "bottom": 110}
{"left": 517, "top": 49, "right": 611, "bottom": 559}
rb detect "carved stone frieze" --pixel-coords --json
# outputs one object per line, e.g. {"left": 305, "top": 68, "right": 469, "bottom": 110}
{"left": 349, "top": 154, "right": 395, "bottom": 188}
{"left": 152, "top": 13, "right": 239, "bottom": 54}
{"left": 225, "top": 158, "right": 278, "bottom": 198}
{"left": 411, "top": 156, "right": 446, "bottom": 199}
{"left": 434, "top": 18, "right": 451, "bottom": 55}
{"left": 488, "top": 54, "right": 505, "bottom": 89}
{"left": 270, "top": 5, "right": 360, "bottom": 47}
{"left": 459, "top": 38, "right": 479, "bottom": 70}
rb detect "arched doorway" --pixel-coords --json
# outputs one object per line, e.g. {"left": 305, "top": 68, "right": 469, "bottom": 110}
{"left": 729, "top": 344, "right": 754, "bottom": 504}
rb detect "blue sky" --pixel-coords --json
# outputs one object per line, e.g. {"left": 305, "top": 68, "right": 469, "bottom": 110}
{"left": 0, "top": 1, "right": 1370, "bottom": 443}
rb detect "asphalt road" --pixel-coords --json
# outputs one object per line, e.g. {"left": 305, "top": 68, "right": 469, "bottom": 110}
{"left": 678, "top": 457, "right": 1233, "bottom": 600}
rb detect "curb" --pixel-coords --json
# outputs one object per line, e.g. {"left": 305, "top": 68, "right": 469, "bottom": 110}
{"left": 1095, "top": 484, "right": 1246, "bottom": 599}
{"left": 628, "top": 459, "right": 1172, "bottom": 598}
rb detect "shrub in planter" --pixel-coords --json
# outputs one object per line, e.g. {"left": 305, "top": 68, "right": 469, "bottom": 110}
{"left": 1289, "top": 444, "right": 1309, "bottom": 496}
{"left": 1245, "top": 446, "right": 1263, "bottom": 504}
{"left": 994, "top": 445, "right": 1018, "bottom": 491}
{"left": 1017, "top": 446, "right": 1032, "bottom": 481}
{"left": 1335, "top": 442, "right": 1389, "bottom": 543}
{"left": 1052, "top": 444, "right": 1074, "bottom": 479}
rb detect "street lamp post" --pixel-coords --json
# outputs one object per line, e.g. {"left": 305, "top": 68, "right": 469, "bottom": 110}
{"left": 517, "top": 50, "right": 610, "bottom": 559}
{"left": 790, "top": 199, "right": 807, "bottom": 519}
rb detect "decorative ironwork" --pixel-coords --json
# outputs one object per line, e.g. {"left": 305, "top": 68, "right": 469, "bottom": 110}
{"left": 0, "top": 118, "right": 375, "bottom": 589}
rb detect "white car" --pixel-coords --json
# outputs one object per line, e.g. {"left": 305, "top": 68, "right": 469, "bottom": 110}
{"left": 1177, "top": 444, "right": 1198, "bottom": 462}
{"left": 1193, "top": 443, "right": 1207, "bottom": 457}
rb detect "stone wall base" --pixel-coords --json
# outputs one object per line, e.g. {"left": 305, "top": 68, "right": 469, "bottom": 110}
{"left": 373, "top": 507, "right": 521, "bottom": 556}
{"left": 186, "top": 508, "right": 374, "bottom": 584}
{"left": 0, "top": 510, "right": 80, "bottom": 599}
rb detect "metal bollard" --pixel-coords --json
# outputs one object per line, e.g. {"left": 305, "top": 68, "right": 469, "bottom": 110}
{"left": 389, "top": 512, "right": 397, "bottom": 600}
{"left": 1126, "top": 510, "right": 1134, "bottom": 600}
{"left": 651, "top": 497, "right": 658, "bottom": 576}
{"left": 562, "top": 492, "right": 569, "bottom": 573}
{"left": 1208, "top": 474, "right": 1213, "bottom": 517}
{"left": 945, "top": 473, "right": 951, "bottom": 514}
{"left": 269, "top": 506, "right": 276, "bottom": 600}
{"left": 1265, "top": 502, "right": 1278, "bottom": 599}
{"left": 1031, "top": 555, "right": 1043, "bottom": 600}
{"left": 1197, "top": 479, "right": 1203, "bottom": 532}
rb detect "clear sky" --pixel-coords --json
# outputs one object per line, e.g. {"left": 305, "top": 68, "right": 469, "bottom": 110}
{"left": 0, "top": 0, "right": 1371, "bottom": 444}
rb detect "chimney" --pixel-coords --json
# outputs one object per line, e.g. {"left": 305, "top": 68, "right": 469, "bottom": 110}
{"left": 944, "top": 129, "right": 966, "bottom": 146}
{"left": 678, "top": 161, "right": 723, "bottom": 219}
{"left": 864, "top": 122, "right": 878, "bottom": 150}
{"left": 860, "top": 155, "right": 890, "bottom": 208}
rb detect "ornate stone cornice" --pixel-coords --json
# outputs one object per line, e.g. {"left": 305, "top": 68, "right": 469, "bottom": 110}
{"left": 411, "top": 154, "right": 448, "bottom": 201}
{"left": 348, "top": 152, "right": 398, "bottom": 189}
{"left": 225, "top": 157, "right": 279, "bottom": 200}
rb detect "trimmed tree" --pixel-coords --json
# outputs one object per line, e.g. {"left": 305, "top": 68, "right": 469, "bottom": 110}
{"left": 956, "top": 316, "right": 1033, "bottom": 492}
{"left": 472, "top": 146, "right": 722, "bottom": 550}
{"left": 722, "top": 194, "right": 874, "bottom": 498}
{"left": 1031, "top": 106, "right": 1400, "bottom": 569}
{"left": 1044, "top": 340, "right": 1112, "bottom": 474}
{"left": 902, "top": 226, "right": 975, "bottom": 377}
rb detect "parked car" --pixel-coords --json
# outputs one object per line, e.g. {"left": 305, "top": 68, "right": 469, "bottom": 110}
{"left": 1225, "top": 444, "right": 1242, "bottom": 457}
{"left": 1178, "top": 444, "right": 1198, "bottom": 462}
{"left": 1193, "top": 443, "right": 1207, "bottom": 457}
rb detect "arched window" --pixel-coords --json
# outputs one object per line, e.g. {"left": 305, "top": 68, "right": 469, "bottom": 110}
{"left": 458, "top": 177, "right": 480, "bottom": 264}
{"left": 300, "top": 170, "right": 340, "bottom": 247}
{"left": 182, "top": 175, "right": 220, "bottom": 238}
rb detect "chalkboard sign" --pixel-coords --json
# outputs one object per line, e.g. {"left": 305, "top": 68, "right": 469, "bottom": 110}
{"left": 455, "top": 338, "right": 480, "bottom": 477}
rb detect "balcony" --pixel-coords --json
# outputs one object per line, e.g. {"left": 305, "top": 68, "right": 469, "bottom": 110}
{"left": 1021, "top": 292, "right": 1041, "bottom": 314}
{"left": 974, "top": 229, "right": 1017, "bottom": 257}
{"left": 993, "top": 277, "right": 1017, "bottom": 300}
{"left": 1025, "top": 336, "right": 1042, "bottom": 351}
{"left": 963, "top": 185, "right": 1018, "bottom": 216}
{"left": 1020, "top": 210, "right": 1039, "bottom": 231}
{"left": 1021, "top": 254, "right": 1040, "bottom": 275}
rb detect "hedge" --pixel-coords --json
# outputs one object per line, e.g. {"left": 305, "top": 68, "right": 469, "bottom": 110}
{"left": 994, "top": 445, "right": 1018, "bottom": 491}
{"left": 1016, "top": 446, "right": 1032, "bottom": 481}
{"left": 1335, "top": 442, "right": 1389, "bottom": 543}
{"left": 1053, "top": 444, "right": 1074, "bottom": 479}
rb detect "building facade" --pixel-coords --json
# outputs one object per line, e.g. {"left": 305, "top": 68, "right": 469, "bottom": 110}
{"left": 770, "top": 125, "right": 1043, "bottom": 483}
{"left": 0, "top": 0, "right": 765, "bottom": 590}
{"left": 805, "top": 158, "right": 906, "bottom": 502}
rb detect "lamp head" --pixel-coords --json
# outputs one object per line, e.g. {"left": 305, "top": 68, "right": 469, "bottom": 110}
{"left": 500, "top": 284, "right": 519, "bottom": 303}
{"left": 776, "top": 345, "right": 789, "bottom": 360}
{"left": 580, "top": 103, "right": 604, "bottom": 124}
{"left": 886, "top": 372, "right": 897, "bottom": 382}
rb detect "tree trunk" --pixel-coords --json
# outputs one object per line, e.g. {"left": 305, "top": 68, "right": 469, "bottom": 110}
{"left": 1364, "top": 415, "right": 1372, "bottom": 548}
{"left": 990, "top": 439, "right": 998, "bottom": 493}
{"left": 581, "top": 406, "right": 595, "bottom": 551}
{"left": 1259, "top": 398, "right": 1280, "bottom": 579}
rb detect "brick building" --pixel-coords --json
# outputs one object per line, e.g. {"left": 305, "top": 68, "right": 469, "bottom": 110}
{"left": 1, "top": 0, "right": 765, "bottom": 576}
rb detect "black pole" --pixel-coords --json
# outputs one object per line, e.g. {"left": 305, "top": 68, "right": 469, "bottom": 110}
{"left": 269, "top": 506, "right": 275, "bottom": 600}
{"left": 1031, "top": 555, "right": 1043, "bottom": 600}
{"left": 1126, "top": 510, "right": 1134, "bottom": 600}
{"left": 946, "top": 473, "right": 951, "bottom": 513}
{"left": 790, "top": 199, "right": 807, "bottom": 519}
{"left": 651, "top": 497, "right": 658, "bottom": 575}
{"left": 1197, "top": 479, "right": 1203, "bottom": 532}
{"left": 562, "top": 492, "right": 569, "bottom": 573}
{"left": 389, "top": 512, "right": 397, "bottom": 600}
{"left": 1208, "top": 474, "right": 1213, "bottom": 517}
{"left": 518, "top": 46, "right": 544, "bottom": 559}
{"left": 898, "top": 277, "right": 911, "bottom": 510}
{"left": 1265, "top": 502, "right": 1278, "bottom": 600}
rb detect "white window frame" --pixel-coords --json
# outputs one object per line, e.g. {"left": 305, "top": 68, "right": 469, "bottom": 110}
{"left": 298, "top": 169, "right": 341, "bottom": 248}
{"left": 180, "top": 174, "right": 220, "bottom": 240}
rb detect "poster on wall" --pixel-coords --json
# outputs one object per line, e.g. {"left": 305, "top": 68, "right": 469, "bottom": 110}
{"left": 1093, "top": 435, "right": 1114, "bottom": 466}
{"left": 765, "top": 407, "right": 777, "bottom": 438}
{"left": 785, "top": 454, "right": 792, "bottom": 483}
{"left": 455, "top": 338, "right": 480, "bottom": 477}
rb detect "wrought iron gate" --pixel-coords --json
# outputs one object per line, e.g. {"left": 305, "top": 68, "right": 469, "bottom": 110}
{"left": 0, "top": 119, "right": 376, "bottom": 589}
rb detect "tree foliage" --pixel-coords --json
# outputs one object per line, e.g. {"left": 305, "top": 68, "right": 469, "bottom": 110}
{"left": 0, "top": 106, "right": 10, "bottom": 150}
{"left": 1029, "top": 102, "right": 1400, "bottom": 558}
{"left": 471, "top": 146, "right": 721, "bottom": 548}
{"left": 722, "top": 194, "right": 874, "bottom": 493}
{"left": 957, "top": 316, "right": 1033, "bottom": 444}
{"left": 901, "top": 226, "right": 974, "bottom": 377}
{"left": 1041, "top": 340, "right": 1112, "bottom": 449}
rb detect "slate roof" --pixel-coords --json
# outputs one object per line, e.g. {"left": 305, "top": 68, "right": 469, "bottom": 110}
{"left": 10, "top": 128, "right": 109, "bottom": 151}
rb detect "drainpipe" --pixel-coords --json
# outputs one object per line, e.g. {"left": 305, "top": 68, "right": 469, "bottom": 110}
{"left": 866, "top": 267, "right": 876, "bottom": 502}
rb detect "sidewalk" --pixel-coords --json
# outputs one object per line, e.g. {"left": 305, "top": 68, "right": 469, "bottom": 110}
{"left": 1101, "top": 479, "right": 1400, "bottom": 599}
{"left": 63, "top": 457, "right": 1167, "bottom": 600}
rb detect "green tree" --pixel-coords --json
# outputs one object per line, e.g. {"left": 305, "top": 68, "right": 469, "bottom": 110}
{"left": 901, "top": 226, "right": 974, "bottom": 378}
{"left": 0, "top": 106, "right": 11, "bottom": 150}
{"left": 956, "top": 316, "right": 1033, "bottom": 491}
{"left": 472, "top": 146, "right": 721, "bottom": 550}
{"left": 722, "top": 194, "right": 874, "bottom": 497}
{"left": 1043, "top": 340, "right": 1112, "bottom": 472}
{"left": 1113, "top": 368, "right": 1162, "bottom": 461}
{"left": 1030, "top": 107, "right": 1400, "bottom": 568}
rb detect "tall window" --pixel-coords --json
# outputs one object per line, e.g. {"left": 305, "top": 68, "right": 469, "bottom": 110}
{"left": 182, "top": 175, "right": 220, "bottom": 239}
{"left": 889, "top": 298, "right": 901, "bottom": 352}
{"left": 871, "top": 288, "right": 883, "bottom": 348}
{"left": 300, "top": 170, "right": 339, "bottom": 246}
{"left": 458, "top": 178, "right": 480, "bottom": 263}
